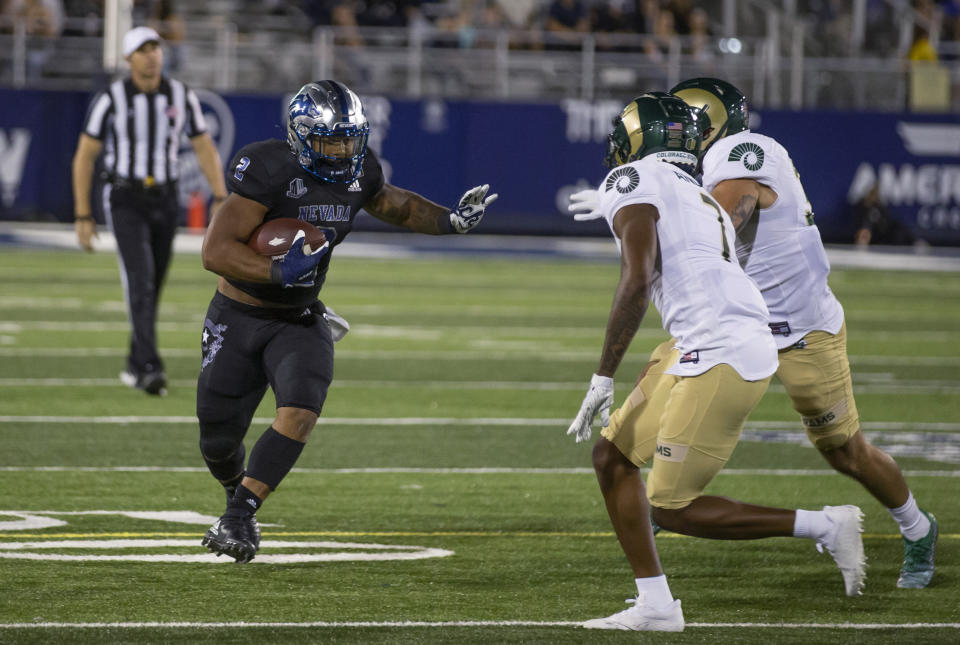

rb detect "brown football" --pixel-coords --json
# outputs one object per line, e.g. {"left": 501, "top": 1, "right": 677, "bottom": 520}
{"left": 246, "top": 218, "right": 327, "bottom": 258}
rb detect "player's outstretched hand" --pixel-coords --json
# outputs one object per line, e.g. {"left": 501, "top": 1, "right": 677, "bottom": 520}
{"left": 450, "top": 184, "right": 498, "bottom": 233}
{"left": 272, "top": 229, "right": 330, "bottom": 287}
{"left": 566, "top": 374, "right": 614, "bottom": 443}
{"left": 568, "top": 189, "right": 602, "bottom": 221}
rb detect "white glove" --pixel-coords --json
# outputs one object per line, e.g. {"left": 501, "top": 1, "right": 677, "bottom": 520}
{"left": 568, "top": 188, "right": 603, "bottom": 221}
{"left": 450, "top": 184, "right": 498, "bottom": 233}
{"left": 566, "top": 374, "right": 614, "bottom": 443}
{"left": 322, "top": 305, "right": 350, "bottom": 342}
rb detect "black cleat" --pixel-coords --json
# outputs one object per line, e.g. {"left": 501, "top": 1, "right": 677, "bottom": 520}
{"left": 202, "top": 514, "right": 261, "bottom": 563}
{"left": 140, "top": 370, "right": 167, "bottom": 396}
{"left": 120, "top": 369, "right": 167, "bottom": 396}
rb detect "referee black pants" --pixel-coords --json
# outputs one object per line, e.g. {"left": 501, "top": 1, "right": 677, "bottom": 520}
{"left": 107, "top": 185, "right": 180, "bottom": 376}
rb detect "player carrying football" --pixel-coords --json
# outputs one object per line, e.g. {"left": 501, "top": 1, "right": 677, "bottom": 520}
{"left": 197, "top": 80, "right": 497, "bottom": 563}
{"left": 565, "top": 92, "right": 865, "bottom": 632}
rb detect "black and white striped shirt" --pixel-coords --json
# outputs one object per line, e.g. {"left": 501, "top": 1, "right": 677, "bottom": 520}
{"left": 82, "top": 77, "right": 207, "bottom": 186}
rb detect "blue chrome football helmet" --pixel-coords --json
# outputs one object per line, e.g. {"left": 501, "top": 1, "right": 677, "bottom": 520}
{"left": 286, "top": 80, "right": 370, "bottom": 183}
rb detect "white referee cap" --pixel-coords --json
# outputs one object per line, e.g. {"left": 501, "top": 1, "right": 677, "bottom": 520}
{"left": 123, "top": 26, "right": 162, "bottom": 57}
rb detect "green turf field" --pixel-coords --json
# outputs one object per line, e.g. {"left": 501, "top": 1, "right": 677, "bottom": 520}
{"left": 0, "top": 244, "right": 957, "bottom": 644}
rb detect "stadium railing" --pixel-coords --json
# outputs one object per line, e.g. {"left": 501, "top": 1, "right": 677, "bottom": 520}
{"left": 0, "top": 13, "right": 956, "bottom": 111}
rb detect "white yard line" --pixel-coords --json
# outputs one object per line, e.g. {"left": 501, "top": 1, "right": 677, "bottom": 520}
{"left": 0, "top": 466, "right": 958, "bottom": 476}
{"left": 0, "top": 415, "right": 958, "bottom": 431}
{"left": 1, "top": 378, "right": 959, "bottom": 395}
{"left": 0, "top": 620, "right": 957, "bottom": 630}
{"left": 0, "top": 347, "right": 958, "bottom": 366}
{"left": 4, "top": 295, "right": 957, "bottom": 324}
{"left": 0, "top": 320, "right": 957, "bottom": 341}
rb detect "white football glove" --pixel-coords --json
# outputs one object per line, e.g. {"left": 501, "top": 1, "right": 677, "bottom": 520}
{"left": 450, "top": 184, "right": 498, "bottom": 233}
{"left": 322, "top": 305, "right": 350, "bottom": 342}
{"left": 566, "top": 374, "right": 614, "bottom": 443}
{"left": 568, "top": 188, "right": 603, "bottom": 221}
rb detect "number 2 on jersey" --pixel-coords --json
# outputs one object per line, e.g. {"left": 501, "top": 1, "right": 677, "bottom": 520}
{"left": 700, "top": 193, "right": 731, "bottom": 262}
{"left": 234, "top": 156, "right": 250, "bottom": 181}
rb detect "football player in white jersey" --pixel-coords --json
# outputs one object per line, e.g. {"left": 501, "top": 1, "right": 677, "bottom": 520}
{"left": 566, "top": 92, "right": 866, "bottom": 632}
{"left": 570, "top": 78, "right": 938, "bottom": 592}
{"left": 670, "top": 77, "right": 937, "bottom": 590}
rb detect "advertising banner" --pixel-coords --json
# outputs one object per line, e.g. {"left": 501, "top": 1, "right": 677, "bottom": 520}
{"left": 1, "top": 88, "right": 958, "bottom": 245}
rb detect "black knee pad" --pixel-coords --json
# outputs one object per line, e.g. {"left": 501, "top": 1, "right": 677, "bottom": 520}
{"left": 199, "top": 421, "right": 245, "bottom": 463}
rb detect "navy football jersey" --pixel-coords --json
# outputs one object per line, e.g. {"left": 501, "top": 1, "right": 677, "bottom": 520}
{"left": 224, "top": 139, "right": 385, "bottom": 306}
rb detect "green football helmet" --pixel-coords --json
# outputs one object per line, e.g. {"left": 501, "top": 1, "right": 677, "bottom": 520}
{"left": 669, "top": 77, "right": 749, "bottom": 151}
{"left": 603, "top": 91, "right": 704, "bottom": 171}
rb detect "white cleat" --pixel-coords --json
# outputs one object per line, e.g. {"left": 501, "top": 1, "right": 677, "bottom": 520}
{"left": 582, "top": 596, "right": 684, "bottom": 632}
{"left": 817, "top": 505, "right": 867, "bottom": 596}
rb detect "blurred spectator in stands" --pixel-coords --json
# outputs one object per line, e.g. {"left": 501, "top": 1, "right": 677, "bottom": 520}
{"left": 148, "top": 0, "right": 184, "bottom": 40}
{"left": 6, "top": 0, "right": 63, "bottom": 79}
{"left": 1, "top": 0, "right": 15, "bottom": 32}
{"left": 302, "top": 0, "right": 364, "bottom": 46}
{"left": 62, "top": 0, "right": 101, "bottom": 36}
{"left": 592, "top": 0, "right": 638, "bottom": 52}
{"left": 433, "top": 0, "right": 472, "bottom": 48}
{"left": 667, "top": 0, "right": 694, "bottom": 35}
{"left": 545, "top": 0, "right": 589, "bottom": 50}
{"left": 853, "top": 184, "right": 915, "bottom": 246}
{"left": 493, "top": 0, "right": 543, "bottom": 49}
{"left": 635, "top": 0, "right": 661, "bottom": 33}
{"left": 470, "top": 1, "right": 508, "bottom": 48}
{"left": 811, "top": 0, "right": 853, "bottom": 56}
{"left": 863, "top": 0, "right": 898, "bottom": 55}
{"left": 496, "top": 0, "right": 540, "bottom": 29}
{"left": 356, "top": 0, "right": 423, "bottom": 27}
{"left": 939, "top": 0, "right": 960, "bottom": 61}
{"left": 264, "top": 0, "right": 299, "bottom": 16}
{"left": 908, "top": 23, "right": 939, "bottom": 60}
{"left": 147, "top": 0, "right": 185, "bottom": 71}
{"left": 644, "top": 7, "right": 676, "bottom": 63}
{"left": 687, "top": 6, "right": 715, "bottom": 67}
{"left": 915, "top": 0, "right": 939, "bottom": 21}
{"left": 434, "top": 0, "right": 506, "bottom": 49}
{"left": 940, "top": 0, "right": 960, "bottom": 39}
{"left": 7, "top": 0, "right": 62, "bottom": 36}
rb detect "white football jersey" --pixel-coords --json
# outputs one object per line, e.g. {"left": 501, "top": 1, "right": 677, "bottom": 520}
{"left": 598, "top": 156, "right": 777, "bottom": 381}
{"left": 702, "top": 131, "right": 844, "bottom": 349}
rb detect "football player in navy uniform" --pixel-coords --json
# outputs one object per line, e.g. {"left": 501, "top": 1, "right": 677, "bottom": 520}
{"left": 197, "top": 80, "right": 497, "bottom": 563}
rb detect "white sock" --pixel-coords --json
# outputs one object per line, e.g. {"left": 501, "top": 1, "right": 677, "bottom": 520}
{"left": 888, "top": 492, "right": 931, "bottom": 541}
{"left": 792, "top": 509, "right": 832, "bottom": 542}
{"left": 635, "top": 575, "right": 674, "bottom": 609}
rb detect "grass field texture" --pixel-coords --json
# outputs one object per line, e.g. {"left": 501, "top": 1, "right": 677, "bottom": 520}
{"left": 0, "top": 243, "right": 957, "bottom": 644}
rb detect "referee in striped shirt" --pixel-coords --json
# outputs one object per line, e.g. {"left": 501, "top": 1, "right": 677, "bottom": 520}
{"left": 71, "top": 26, "right": 227, "bottom": 396}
